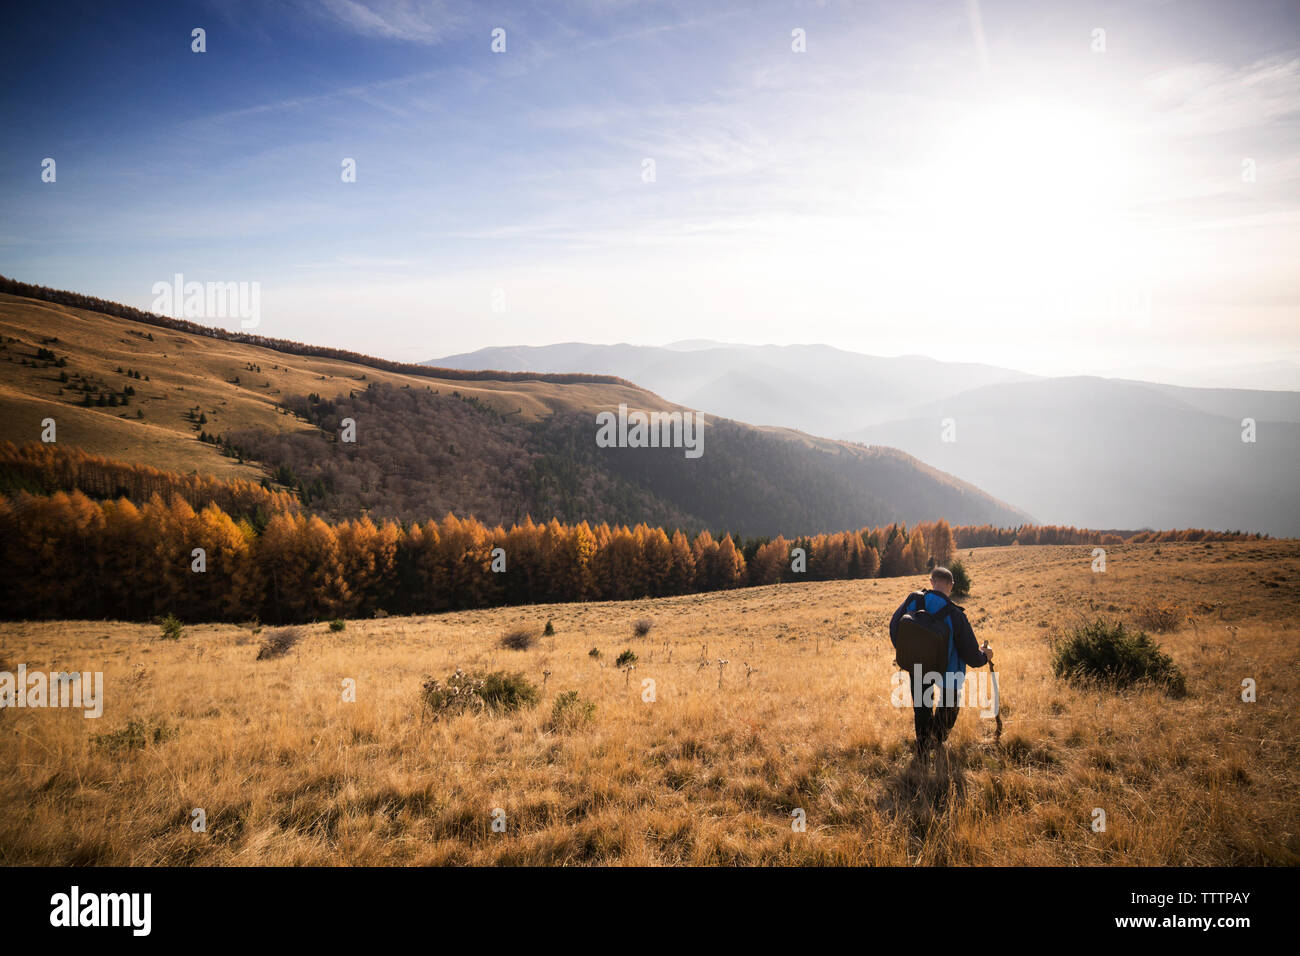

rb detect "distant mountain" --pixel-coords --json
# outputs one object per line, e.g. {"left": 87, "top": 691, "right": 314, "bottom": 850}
{"left": 846, "top": 377, "right": 1300, "bottom": 536}
{"left": 426, "top": 342, "right": 1036, "bottom": 435}
{"left": 1101, "top": 359, "right": 1300, "bottom": 392}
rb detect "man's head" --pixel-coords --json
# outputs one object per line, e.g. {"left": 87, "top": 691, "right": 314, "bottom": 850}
{"left": 930, "top": 566, "right": 954, "bottom": 596}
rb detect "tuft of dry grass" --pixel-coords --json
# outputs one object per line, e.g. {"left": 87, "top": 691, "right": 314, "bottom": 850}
{"left": 0, "top": 540, "right": 1297, "bottom": 866}
{"left": 255, "top": 626, "right": 303, "bottom": 661}
{"left": 1135, "top": 600, "right": 1182, "bottom": 633}
{"left": 500, "top": 628, "right": 538, "bottom": 651}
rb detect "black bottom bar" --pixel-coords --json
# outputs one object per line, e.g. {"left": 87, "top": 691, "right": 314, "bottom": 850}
{"left": 0, "top": 865, "right": 1282, "bottom": 942}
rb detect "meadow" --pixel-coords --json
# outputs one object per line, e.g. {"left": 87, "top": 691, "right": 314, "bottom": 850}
{"left": 1, "top": 540, "right": 1296, "bottom": 865}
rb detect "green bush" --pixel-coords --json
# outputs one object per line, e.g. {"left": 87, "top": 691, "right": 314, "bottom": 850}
{"left": 480, "top": 671, "right": 540, "bottom": 710}
{"left": 949, "top": 560, "right": 972, "bottom": 598}
{"left": 421, "top": 669, "right": 539, "bottom": 720}
{"left": 615, "top": 649, "right": 638, "bottom": 668}
{"left": 588, "top": 647, "right": 600, "bottom": 659}
{"left": 543, "top": 619, "right": 555, "bottom": 637}
{"left": 1052, "top": 619, "right": 1186, "bottom": 697}
{"left": 548, "top": 690, "right": 596, "bottom": 731}
{"left": 157, "top": 613, "right": 184, "bottom": 641}
{"left": 329, "top": 619, "right": 346, "bottom": 632}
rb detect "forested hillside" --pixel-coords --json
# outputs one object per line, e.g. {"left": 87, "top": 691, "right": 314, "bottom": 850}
{"left": 211, "top": 382, "right": 1028, "bottom": 535}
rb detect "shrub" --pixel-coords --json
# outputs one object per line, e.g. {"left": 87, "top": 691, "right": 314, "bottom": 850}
{"left": 500, "top": 628, "right": 537, "bottom": 651}
{"left": 157, "top": 614, "right": 183, "bottom": 641}
{"left": 543, "top": 619, "right": 555, "bottom": 637}
{"left": 547, "top": 690, "right": 596, "bottom": 731}
{"left": 949, "top": 560, "right": 972, "bottom": 598}
{"left": 421, "top": 669, "right": 538, "bottom": 720}
{"left": 615, "top": 649, "right": 638, "bottom": 668}
{"left": 480, "top": 671, "right": 540, "bottom": 711}
{"left": 256, "top": 626, "right": 303, "bottom": 660}
{"left": 1135, "top": 601, "right": 1181, "bottom": 633}
{"left": 1051, "top": 619, "right": 1186, "bottom": 697}
{"left": 328, "top": 619, "right": 346, "bottom": 632}
{"left": 421, "top": 669, "right": 487, "bottom": 719}
{"left": 588, "top": 647, "right": 600, "bottom": 659}
{"left": 633, "top": 618, "right": 654, "bottom": 638}
{"left": 92, "top": 717, "right": 175, "bottom": 754}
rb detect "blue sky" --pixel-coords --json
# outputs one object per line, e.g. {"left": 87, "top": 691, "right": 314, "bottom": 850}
{"left": 2, "top": 0, "right": 1298, "bottom": 384}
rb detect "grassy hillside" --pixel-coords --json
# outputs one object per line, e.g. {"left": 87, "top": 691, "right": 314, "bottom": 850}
{"left": 0, "top": 292, "right": 676, "bottom": 478}
{"left": 0, "top": 540, "right": 1294, "bottom": 865}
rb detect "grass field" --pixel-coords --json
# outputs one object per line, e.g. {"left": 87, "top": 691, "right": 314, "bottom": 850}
{"left": 0, "top": 293, "right": 678, "bottom": 479}
{"left": 1, "top": 541, "right": 1296, "bottom": 865}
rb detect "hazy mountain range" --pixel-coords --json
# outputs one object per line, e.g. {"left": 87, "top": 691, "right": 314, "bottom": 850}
{"left": 428, "top": 342, "right": 1300, "bottom": 536}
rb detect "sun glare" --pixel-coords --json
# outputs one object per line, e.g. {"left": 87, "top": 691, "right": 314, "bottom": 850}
{"left": 895, "top": 98, "right": 1157, "bottom": 327}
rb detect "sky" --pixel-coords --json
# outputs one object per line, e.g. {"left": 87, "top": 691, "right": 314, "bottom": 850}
{"left": 2, "top": 0, "right": 1298, "bottom": 385}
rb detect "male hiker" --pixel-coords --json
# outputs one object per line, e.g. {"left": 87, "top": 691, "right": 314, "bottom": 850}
{"left": 888, "top": 566, "right": 992, "bottom": 759}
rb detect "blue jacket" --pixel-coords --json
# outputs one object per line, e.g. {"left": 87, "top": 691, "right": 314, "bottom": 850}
{"left": 889, "top": 588, "right": 987, "bottom": 677}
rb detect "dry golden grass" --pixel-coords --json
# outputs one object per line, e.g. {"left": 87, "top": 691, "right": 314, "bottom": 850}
{"left": 0, "top": 294, "right": 678, "bottom": 478}
{"left": 1, "top": 541, "right": 1297, "bottom": 866}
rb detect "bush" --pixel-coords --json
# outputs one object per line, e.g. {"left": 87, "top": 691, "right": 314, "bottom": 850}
{"left": 420, "top": 669, "right": 487, "bottom": 719}
{"left": 329, "top": 619, "right": 346, "bottom": 632}
{"left": 480, "top": 671, "right": 540, "bottom": 710}
{"left": 588, "top": 647, "right": 600, "bottom": 659}
{"left": 256, "top": 626, "right": 303, "bottom": 660}
{"left": 157, "top": 613, "right": 184, "bottom": 641}
{"left": 543, "top": 619, "right": 555, "bottom": 637}
{"left": 1051, "top": 619, "right": 1186, "bottom": 697}
{"left": 949, "top": 560, "right": 972, "bottom": 598}
{"left": 547, "top": 690, "right": 596, "bottom": 731}
{"left": 615, "top": 649, "right": 638, "bottom": 668}
{"left": 421, "top": 669, "right": 539, "bottom": 720}
{"left": 633, "top": 618, "right": 654, "bottom": 638}
{"left": 1135, "top": 601, "right": 1181, "bottom": 633}
{"left": 500, "top": 628, "right": 537, "bottom": 651}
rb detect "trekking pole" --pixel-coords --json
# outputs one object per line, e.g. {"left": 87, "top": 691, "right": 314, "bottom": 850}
{"left": 983, "top": 641, "right": 1003, "bottom": 742}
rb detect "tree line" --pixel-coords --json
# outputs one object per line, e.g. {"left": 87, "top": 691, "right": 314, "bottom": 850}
{"left": 0, "top": 441, "right": 296, "bottom": 523}
{"left": 951, "top": 523, "right": 1263, "bottom": 547}
{"left": 0, "top": 444, "right": 1264, "bottom": 625}
{"left": 0, "top": 489, "right": 967, "bottom": 623}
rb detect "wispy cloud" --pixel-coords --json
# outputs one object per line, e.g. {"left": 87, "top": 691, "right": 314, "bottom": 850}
{"left": 311, "top": 0, "right": 465, "bottom": 44}
{"left": 1144, "top": 57, "right": 1300, "bottom": 135}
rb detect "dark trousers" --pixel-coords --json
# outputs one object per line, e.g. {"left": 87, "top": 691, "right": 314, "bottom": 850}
{"left": 912, "top": 674, "right": 960, "bottom": 751}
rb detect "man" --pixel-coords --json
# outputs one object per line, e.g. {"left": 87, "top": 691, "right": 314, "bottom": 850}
{"left": 888, "top": 566, "right": 992, "bottom": 759}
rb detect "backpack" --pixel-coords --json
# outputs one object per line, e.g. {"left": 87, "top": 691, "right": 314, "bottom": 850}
{"left": 895, "top": 590, "right": 954, "bottom": 677}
